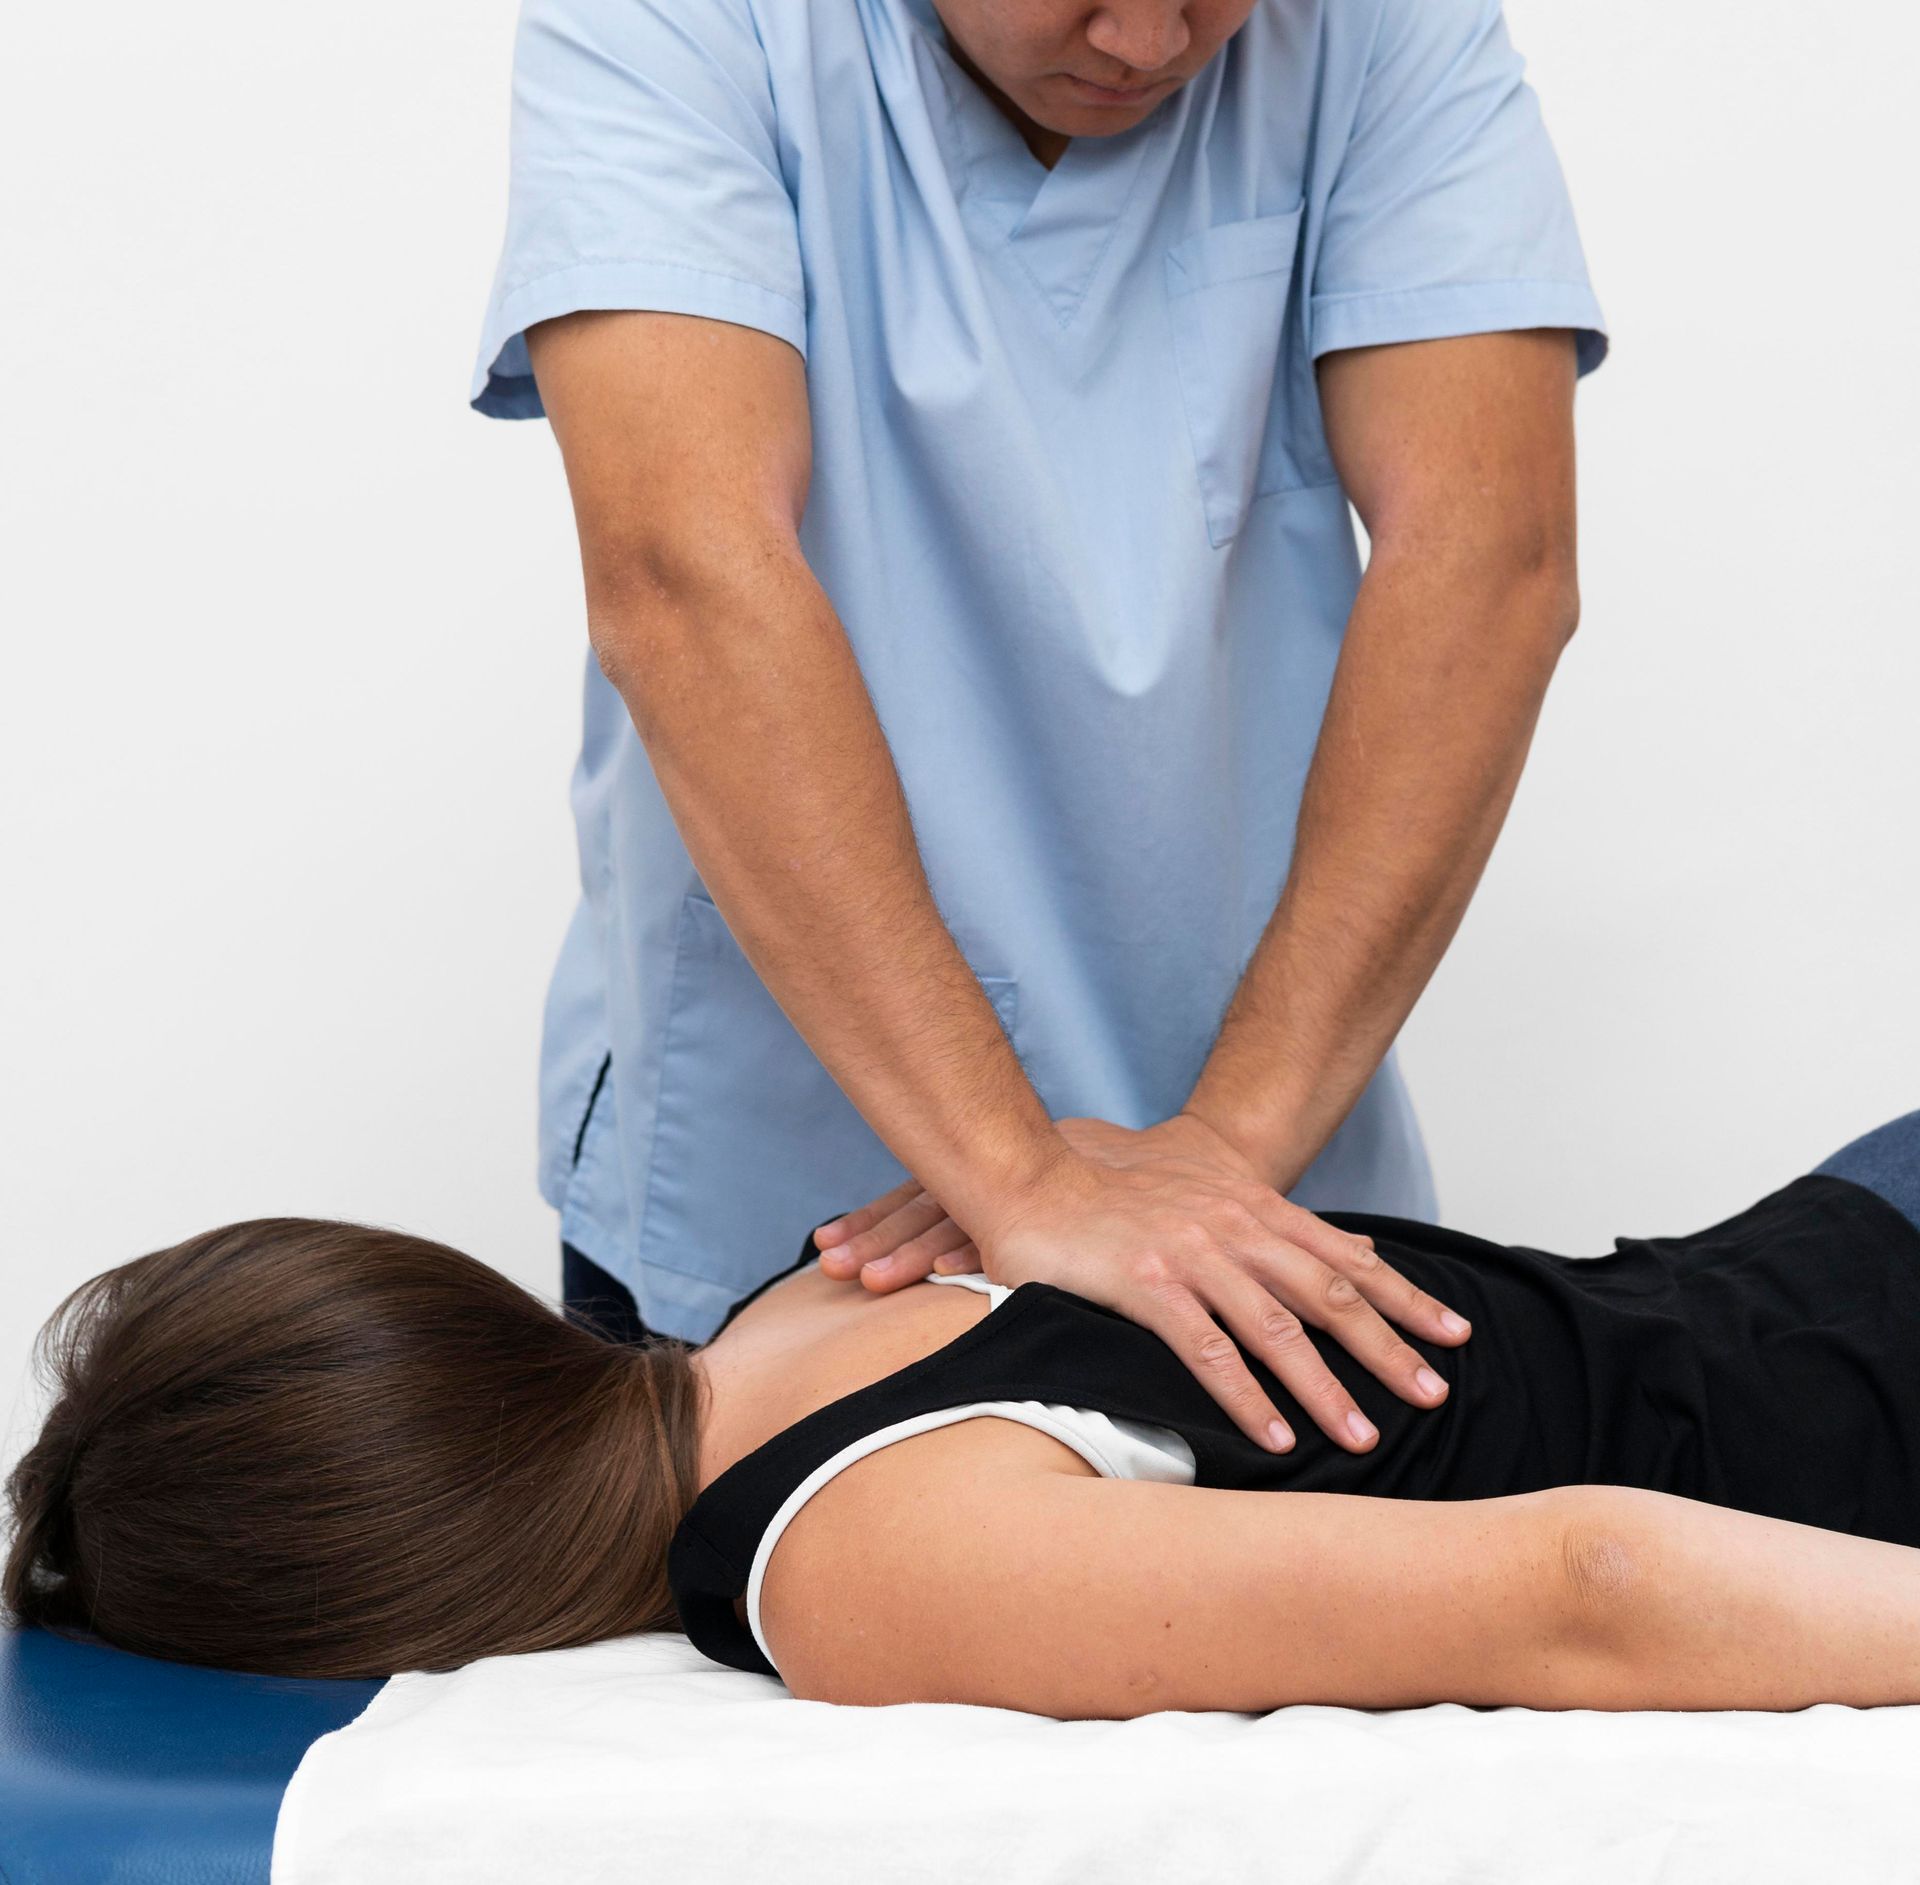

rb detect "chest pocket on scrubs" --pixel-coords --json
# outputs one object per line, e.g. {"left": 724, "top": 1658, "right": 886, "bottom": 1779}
{"left": 1165, "top": 204, "right": 1336, "bottom": 548}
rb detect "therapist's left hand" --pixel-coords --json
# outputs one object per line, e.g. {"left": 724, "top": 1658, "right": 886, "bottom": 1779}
{"left": 813, "top": 1113, "right": 1372, "bottom": 1290}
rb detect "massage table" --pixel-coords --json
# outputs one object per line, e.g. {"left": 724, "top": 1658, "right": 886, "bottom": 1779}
{"left": 7, "top": 1622, "right": 1919, "bottom": 1881}
{"left": 0, "top": 1624, "right": 379, "bottom": 1884}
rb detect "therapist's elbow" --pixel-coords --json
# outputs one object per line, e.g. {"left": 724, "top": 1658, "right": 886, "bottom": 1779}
{"left": 581, "top": 514, "right": 804, "bottom": 701}
{"left": 1477, "top": 503, "right": 1582, "bottom": 648}
{"left": 1523, "top": 555, "right": 1582, "bottom": 652}
{"left": 1371, "top": 518, "right": 1582, "bottom": 654}
{"left": 1505, "top": 523, "right": 1582, "bottom": 649}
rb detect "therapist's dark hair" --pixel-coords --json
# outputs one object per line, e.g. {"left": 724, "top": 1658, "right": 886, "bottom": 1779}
{"left": 2, "top": 1218, "right": 702, "bottom": 1677}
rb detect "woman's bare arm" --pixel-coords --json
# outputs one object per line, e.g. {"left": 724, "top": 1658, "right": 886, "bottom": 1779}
{"left": 759, "top": 1421, "right": 1920, "bottom": 1717}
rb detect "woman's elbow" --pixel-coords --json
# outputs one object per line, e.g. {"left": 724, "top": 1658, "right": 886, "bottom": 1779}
{"left": 1533, "top": 1487, "right": 1653, "bottom": 1706}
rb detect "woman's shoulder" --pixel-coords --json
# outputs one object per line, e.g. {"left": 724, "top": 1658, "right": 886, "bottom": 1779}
{"left": 753, "top": 1403, "right": 1105, "bottom": 1698}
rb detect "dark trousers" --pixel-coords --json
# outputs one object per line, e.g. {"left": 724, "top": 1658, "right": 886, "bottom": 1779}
{"left": 561, "top": 1241, "right": 657, "bottom": 1345}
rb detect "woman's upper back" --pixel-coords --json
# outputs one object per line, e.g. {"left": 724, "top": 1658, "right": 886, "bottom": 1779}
{"left": 678, "top": 1172, "right": 1920, "bottom": 1677}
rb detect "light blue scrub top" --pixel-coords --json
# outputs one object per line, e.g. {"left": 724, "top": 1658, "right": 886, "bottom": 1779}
{"left": 471, "top": 0, "right": 1608, "bottom": 1341}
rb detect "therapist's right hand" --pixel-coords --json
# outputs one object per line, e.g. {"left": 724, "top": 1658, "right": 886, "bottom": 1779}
{"left": 967, "top": 1128, "right": 1469, "bottom": 1456}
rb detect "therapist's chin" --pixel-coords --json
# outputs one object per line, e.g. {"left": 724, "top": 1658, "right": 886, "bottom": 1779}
{"left": 1042, "top": 71, "right": 1182, "bottom": 134}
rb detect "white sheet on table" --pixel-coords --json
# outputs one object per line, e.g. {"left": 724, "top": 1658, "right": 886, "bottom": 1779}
{"left": 272, "top": 1631, "right": 1920, "bottom": 1884}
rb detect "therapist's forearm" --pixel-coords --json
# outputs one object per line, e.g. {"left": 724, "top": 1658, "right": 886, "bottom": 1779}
{"left": 592, "top": 530, "right": 1066, "bottom": 1229}
{"left": 1184, "top": 541, "right": 1579, "bottom": 1192}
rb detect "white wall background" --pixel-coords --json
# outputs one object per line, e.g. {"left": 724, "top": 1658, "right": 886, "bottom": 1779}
{"left": 4, "top": 0, "right": 1916, "bottom": 1476}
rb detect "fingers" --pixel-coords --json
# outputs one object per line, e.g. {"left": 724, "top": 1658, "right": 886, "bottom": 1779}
{"left": 815, "top": 1184, "right": 943, "bottom": 1278}
{"left": 1263, "top": 1197, "right": 1381, "bottom": 1275}
{"left": 855, "top": 1215, "right": 974, "bottom": 1293}
{"left": 814, "top": 1179, "right": 921, "bottom": 1250}
{"left": 813, "top": 1176, "right": 978, "bottom": 1292}
{"left": 1150, "top": 1209, "right": 1450, "bottom": 1450}
{"left": 1130, "top": 1272, "right": 1298, "bottom": 1456}
{"left": 930, "top": 1240, "right": 983, "bottom": 1276}
{"left": 1101, "top": 1250, "right": 1424, "bottom": 1454}
{"left": 1261, "top": 1197, "right": 1473, "bottom": 1349}
{"left": 1229, "top": 1242, "right": 1447, "bottom": 1432}
{"left": 1201, "top": 1262, "right": 1399, "bottom": 1451}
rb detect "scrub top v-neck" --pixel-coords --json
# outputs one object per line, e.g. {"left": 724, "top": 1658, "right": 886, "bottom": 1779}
{"left": 933, "top": 40, "right": 1172, "bottom": 325}
{"left": 470, "top": 0, "right": 1609, "bottom": 1341}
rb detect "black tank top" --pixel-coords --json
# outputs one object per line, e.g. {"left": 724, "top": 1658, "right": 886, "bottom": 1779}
{"left": 668, "top": 1172, "right": 1920, "bottom": 1675}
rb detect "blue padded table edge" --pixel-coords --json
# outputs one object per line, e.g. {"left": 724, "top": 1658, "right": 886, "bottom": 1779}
{"left": 1, "top": 1626, "right": 384, "bottom": 1885}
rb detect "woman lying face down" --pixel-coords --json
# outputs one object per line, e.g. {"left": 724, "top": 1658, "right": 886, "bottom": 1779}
{"left": 11, "top": 1111, "right": 1920, "bottom": 1719}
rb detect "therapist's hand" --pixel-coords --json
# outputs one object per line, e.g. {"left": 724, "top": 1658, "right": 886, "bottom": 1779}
{"left": 816, "top": 1115, "right": 1189, "bottom": 1282}
{"left": 814, "top": 1113, "right": 1471, "bottom": 1454}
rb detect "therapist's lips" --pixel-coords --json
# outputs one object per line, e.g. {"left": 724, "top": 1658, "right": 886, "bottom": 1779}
{"left": 1061, "top": 72, "right": 1174, "bottom": 107}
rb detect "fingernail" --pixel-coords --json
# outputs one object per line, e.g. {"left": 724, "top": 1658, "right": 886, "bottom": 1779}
{"left": 1346, "top": 1410, "right": 1378, "bottom": 1446}
{"left": 1267, "top": 1420, "right": 1295, "bottom": 1452}
{"left": 1440, "top": 1310, "right": 1470, "bottom": 1337}
{"left": 1415, "top": 1365, "right": 1446, "bottom": 1399}
{"left": 863, "top": 1256, "right": 894, "bottom": 1278}
{"left": 814, "top": 1220, "right": 842, "bottom": 1245}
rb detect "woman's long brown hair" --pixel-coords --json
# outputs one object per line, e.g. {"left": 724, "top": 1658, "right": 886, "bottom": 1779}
{"left": 3, "top": 1218, "right": 702, "bottom": 1678}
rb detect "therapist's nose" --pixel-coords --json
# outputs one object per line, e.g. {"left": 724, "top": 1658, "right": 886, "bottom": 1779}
{"left": 1085, "top": 4, "right": 1192, "bottom": 76}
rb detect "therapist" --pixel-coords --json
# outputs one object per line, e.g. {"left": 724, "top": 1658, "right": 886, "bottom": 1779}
{"left": 471, "top": 0, "right": 1607, "bottom": 1457}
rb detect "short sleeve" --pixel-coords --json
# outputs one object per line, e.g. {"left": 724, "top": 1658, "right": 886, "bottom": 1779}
{"left": 469, "top": 0, "right": 806, "bottom": 419}
{"left": 1309, "top": 0, "right": 1607, "bottom": 377}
